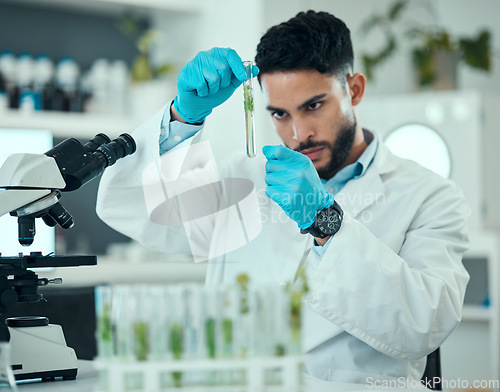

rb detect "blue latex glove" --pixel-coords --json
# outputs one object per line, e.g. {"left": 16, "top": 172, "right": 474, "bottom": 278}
{"left": 174, "top": 47, "right": 259, "bottom": 124}
{"left": 263, "top": 145, "right": 335, "bottom": 230}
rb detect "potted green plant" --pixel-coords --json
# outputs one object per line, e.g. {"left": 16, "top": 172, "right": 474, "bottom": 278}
{"left": 117, "top": 11, "right": 176, "bottom": 118}
{"left": 359, "top": 0, "right": 492, "bottom": 90}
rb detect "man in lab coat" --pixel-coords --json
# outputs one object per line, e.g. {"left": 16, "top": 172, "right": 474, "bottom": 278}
{"left": 96, "top": 10, "right": 470, "bottom": 384}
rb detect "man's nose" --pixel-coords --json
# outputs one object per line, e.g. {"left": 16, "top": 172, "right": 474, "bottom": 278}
{"left": 292, "top": 119, "right": 315, "bottom": 142}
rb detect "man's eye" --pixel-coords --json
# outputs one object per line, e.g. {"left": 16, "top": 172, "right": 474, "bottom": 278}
{"left": 309, "top": 102, "right": 322, "bottom": 110}
{"left": 272, "top": 111, "right": 287, "bottom": 119}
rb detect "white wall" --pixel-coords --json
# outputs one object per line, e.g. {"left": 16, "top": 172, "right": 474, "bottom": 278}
{"left": 304, "top": 0, "right": 500, "bottom": 97}
{"left": 163, "top": 0, "right": 500, "bottom": 159}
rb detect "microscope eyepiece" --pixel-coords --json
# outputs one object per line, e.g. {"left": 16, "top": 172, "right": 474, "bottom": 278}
{"left": 45, "top": 133, "right": 136, "bottom": 192}
{"left": 96, "top": 133, "right": 136, "bottom": 167}
{"left": 83, "top": 133, "right": 111, "bottom": 152}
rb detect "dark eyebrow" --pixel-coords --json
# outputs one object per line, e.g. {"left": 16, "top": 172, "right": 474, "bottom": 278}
{"left": 298, "top": 94, "right": 328, "bottom": 110}
{"left": 266, "top": 93, "right": 328, "bottom": 112}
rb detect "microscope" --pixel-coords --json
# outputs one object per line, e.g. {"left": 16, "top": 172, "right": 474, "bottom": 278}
{"left": 0, "top": 133, "right": 136, "bottom": 381}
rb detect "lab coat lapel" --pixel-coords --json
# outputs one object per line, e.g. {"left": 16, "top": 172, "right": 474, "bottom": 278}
{"left": 334, "top": 141, "right": 395, "bottom": 219}
{"left": 335, "top": 165, "right": 384, "bottom": 220}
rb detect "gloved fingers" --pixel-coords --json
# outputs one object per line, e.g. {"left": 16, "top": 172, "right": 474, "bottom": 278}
{"left": 251, "top": 64, "right": 260, "bottom": 79}
{"left": 230, "top": 73, "right": 244, "bottom": 89}
{"left": 265, "top": 159, "right": 287, "bottom": 174}
{"left": 178, "top": 61, "right": 209, "bottom": 97}
{"left": 214, "top": 57, "right": 232, "bottom": 89}
{"left": 262, "top": 145, "right": 299, "bottom": 161}
{"left": 222, "top": 48, "right": 247, "bottom": 82}
{"left": 201, "top": 65, "right": 221, "bottom": 95}
{"left": 264, "top": 171, "right": 294, "bottom": 186}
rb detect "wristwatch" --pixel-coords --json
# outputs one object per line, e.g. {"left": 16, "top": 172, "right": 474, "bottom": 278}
{"left": 300, "top": 200, "right": 343, "bottom": 239}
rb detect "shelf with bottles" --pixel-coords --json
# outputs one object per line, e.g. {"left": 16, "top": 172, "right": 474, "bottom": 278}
{"left": 1, "top": 51, "right": 131, "bottom": 114}
{"left": 7, "top": 0, "right": 200, "bottom": 15}
{"left": 0, "top": 109, "right": 138, "bottom": 139}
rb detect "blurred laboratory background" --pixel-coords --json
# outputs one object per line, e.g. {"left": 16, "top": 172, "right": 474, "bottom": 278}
{"left": 0, "top": 0, "right": 499, "bottom": 388}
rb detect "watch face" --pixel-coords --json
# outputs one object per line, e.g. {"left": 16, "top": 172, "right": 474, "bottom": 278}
{"left": 317, "top": 208, "right": 342, "bottom": 235}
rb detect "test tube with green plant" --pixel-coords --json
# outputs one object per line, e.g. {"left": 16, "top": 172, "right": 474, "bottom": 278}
{"left": 235, "top": 273, "right": 251, "bottom": 359}
{"left": 289, "top": 268, "right": 309, "bottom": 354}
{"left": 95, "top": 286, "right": 114, "bottom": 358}
{"left": 133, "top": 287, "right": 151, "bottom": 362}
{"left": 204, "top": 288, "right": 220, "bottom": 386}
{"left": 133, "top": 321, "right": 149, "bottom": 361}
{"left": 170, "top": 322, "right": 184, "bottom": 387}
{"left": 169, "top": 286, "right": 186, "bottom": 388}
{"left": 183, "top": 284, "right": 205, "bottom": 386}
{"left": 111, "top": 286, "right": 133, "bottom": 360}
{"left": 243, "top": 61, "right": 256, "bottom": 158}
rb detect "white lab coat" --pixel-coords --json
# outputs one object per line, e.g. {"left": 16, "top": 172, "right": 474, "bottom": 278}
{"left": 96, "top": 106, "right": 470, "bottom": 383}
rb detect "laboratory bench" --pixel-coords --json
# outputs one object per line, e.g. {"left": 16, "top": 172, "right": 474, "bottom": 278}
{"left": 17, "top": 361, "right": 430, "bottom": 392}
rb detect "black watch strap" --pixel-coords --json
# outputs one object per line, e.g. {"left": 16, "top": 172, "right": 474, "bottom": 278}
{"left": 300, "top": 200, "right": 343, "bottom": 238}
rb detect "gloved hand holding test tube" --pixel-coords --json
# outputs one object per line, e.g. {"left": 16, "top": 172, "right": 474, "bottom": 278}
{"left": 243, "top": 61, "right": 256, "bottom": 158}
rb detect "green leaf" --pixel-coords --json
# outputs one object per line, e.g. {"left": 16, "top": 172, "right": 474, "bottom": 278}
{"left": 359, "top": 15, "right": 386, "bottom": 35}
{"left": 412, "top": 47, "right": 436, "bottom": 86}
{"left": 388, "top": 0, "right": 409, "bottom": 20}
{"left": 460, "top": 30, "right": 491, "bottom": 71}
{"left": 361, "top": 35, "right": 397, "bottom": 81}
{"left": 155, "top": 64, "right": 175, "bottom": 76}
{"left": 131, "top": 55, "right": 154, "bottom": 82}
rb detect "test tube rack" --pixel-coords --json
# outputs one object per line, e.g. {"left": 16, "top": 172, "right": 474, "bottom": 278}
{"left": 94, "top": 355, "right": 306, "bottom": 392}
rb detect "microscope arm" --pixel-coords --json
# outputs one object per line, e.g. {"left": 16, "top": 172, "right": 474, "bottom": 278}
{"left": 0, "top": 153, "right": 66, "bottom": 218}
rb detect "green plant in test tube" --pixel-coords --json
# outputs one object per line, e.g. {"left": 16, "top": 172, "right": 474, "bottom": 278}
{"left": 170, "top": 323, "right": 184, "bottom": 387}
{"left": 133, "top": 322, "right": 149, "bottom": 361}
{"left": 288, "top": 268, "right": 309, "bottom": 353}
{"left": 244, "top": 85, "right": 253, "bottom": 114}
{"left": 236, "top": 273, "right": 250, "bottom": 358}
{"left": 236, "top": 273, "right": 250, "bottom": 314}
{"left": 222, "top": 318, "right": 233, "bottom": 356}
{"left": 99, "top": 304, "right": 112, "bottom": 346}
{"left": 205, "top": 319, "right": 216, "bottom": 359}
{"left": 243, "top": 61, "right": 256, "bottom": 158}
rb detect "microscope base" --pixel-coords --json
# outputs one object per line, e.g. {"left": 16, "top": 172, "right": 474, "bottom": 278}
{"left": 8, "top": 322, "right": 78, "bottom": 381}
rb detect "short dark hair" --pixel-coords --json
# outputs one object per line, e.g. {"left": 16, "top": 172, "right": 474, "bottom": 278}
{"left": 255, "top": 10, "right": 354, "bottom": 83}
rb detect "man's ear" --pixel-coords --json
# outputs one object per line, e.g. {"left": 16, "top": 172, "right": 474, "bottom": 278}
{"left": 347, "top": 72, "right": 366, "bottom": 106}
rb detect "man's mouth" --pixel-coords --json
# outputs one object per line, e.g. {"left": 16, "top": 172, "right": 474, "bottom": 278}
{"left": 299, "top": 146, "right": 324, "bottom": 161}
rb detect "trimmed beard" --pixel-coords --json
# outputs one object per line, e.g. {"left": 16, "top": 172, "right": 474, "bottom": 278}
{"left": 293, "top": 118, "right": 357, "bottom": 180}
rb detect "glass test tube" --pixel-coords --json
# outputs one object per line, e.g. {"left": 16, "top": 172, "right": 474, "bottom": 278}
{"left": 94, "top": 286, "right": 114, "bottom": 359}
{"left": 243, "top": 61, "right": 256, "bottom": 158}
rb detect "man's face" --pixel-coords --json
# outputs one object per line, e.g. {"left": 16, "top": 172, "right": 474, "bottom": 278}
{"left": 261, "top": 70, "right": 356, "bottom": 179}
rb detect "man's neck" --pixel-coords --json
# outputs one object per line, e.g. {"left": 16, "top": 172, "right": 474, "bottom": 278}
{"left": 338, "top": 127, "right": 368, "bottom": 172}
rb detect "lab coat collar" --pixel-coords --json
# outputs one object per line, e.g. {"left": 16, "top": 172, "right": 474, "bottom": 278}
{"left": 335, "top": 134, "right": 397, "bottom": 219}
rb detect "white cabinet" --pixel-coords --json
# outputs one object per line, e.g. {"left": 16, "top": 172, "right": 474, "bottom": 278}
{"left": 358, "top": 90, "right": 500, "bottom": 233}
{"left": 441, "top": 232, "right": 500, "bottom": 386}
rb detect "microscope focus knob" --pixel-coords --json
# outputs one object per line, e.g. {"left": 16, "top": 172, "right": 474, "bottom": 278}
{"left": 6, "top": 316, "right": 49, "bottom": 328}
{"left": 0, "top": 288, "right": 18, "bottom": 309}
